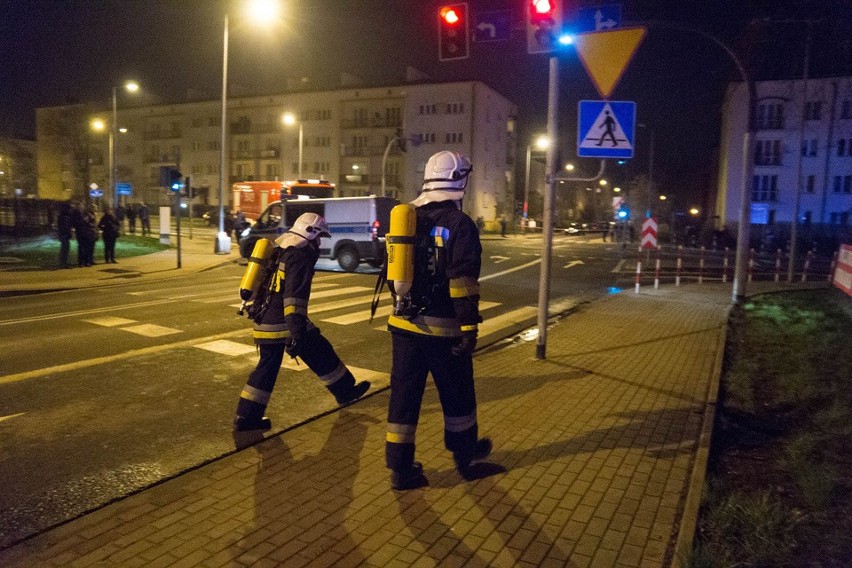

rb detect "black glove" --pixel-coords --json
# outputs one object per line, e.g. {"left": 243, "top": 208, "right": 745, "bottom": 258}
{"left": 452, "top": 332, "right": 477, "bottom": 357}
{"left": 285, "top": 327, "right": 305, "bottom": 358}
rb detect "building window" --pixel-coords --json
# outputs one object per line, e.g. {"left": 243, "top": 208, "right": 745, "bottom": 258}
{"left": 801, "top": 138, "right": 818, "bottom": 157}
{"left": 842, "top": 100, "right": 852, "bottom": 119}
{"left": 445, "top": 132, "right": 464, "bottom": 144}
{"left": 833, "top": 175, "right": 852, "bottom": 193}
{"left": 751, "top": 174, "right": 778, "bottom": 202}
{"left": 755, "top": 139, "right": 782, "bottom": 165}
{"left": 419, "top": 104, "right": 437, "bottom": 115}
{"left": 207, "top": 140, "right": 220, "bottom": 151}
{"left": 757, "top": 103, "right": 784, "bottom": 129}
{"left": 802, "top": 211, "right": 812, "bottom": 224}
{"left": 806, "top": 175, "right": 815, "bottom": 193}
{"left": 804, "top": 100, "right": 822, "bottom": 120}
{"left": 446, "top": 102, "right": 465, "bottom": 115}
{"left": 265, "top": 164, "right": 279, "bottom": 178}
{"left": 837, "top": 138, "right": 852, "bottom": 157}
{"left": 829, "top": 212, "right": 849, "bottom": 226}
{"left": 208, "top": 117, "right": 218, "bottom": 127}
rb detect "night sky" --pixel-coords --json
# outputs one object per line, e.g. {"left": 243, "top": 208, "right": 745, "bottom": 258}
{"left": 1, "top": 0, "right": 849, "bottom": 206}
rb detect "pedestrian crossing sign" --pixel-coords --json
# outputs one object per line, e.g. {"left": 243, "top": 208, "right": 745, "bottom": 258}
{"left": 577, "top": 100, "right": 636, "bottom": 158}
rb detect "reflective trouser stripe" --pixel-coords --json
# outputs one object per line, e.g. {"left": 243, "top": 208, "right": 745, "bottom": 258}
{"left": 444, "top": 412, "right": 476, "bottom": 433}
{"left": 240, "top": 384, "right": 271, "bottom": 405}
{"left": 388, "top": 315, "right": 461, "bottom": 337}
{"left": 386, "top": 422, "right": 417, "bottom": 444}
{"left": 318, "top": 362, "right": 346, "bottom": 386}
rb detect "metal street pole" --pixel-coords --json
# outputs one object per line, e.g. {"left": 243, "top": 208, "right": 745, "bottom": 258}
{"left": 536, "top": 56, "right": 559, "bottom": 360}
{"left": 523, "top": 143, "right": 531, "bottom": 225}
{"left": 110, "top": 87, "right": 117, "bottom": 211}
{"left": 215, "top": 13, "right": 230, "bottom": 254}
{"left": 788, "top": 21, "right": 812, "bottom": 282}
{"left": 297, "top": 122, "right": 303, "bottom": 179}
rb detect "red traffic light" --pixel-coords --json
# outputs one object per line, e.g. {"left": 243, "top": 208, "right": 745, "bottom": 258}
{"left": 532, "top": 0, "right": 554, "bottom": 14}
{"left": 440, "top": 6, "right": 460, "bottom": 25}
{"left": 438, "top": 3, "right": 469, "bottom": 61}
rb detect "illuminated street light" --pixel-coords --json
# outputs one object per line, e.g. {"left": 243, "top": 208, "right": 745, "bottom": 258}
{"left": 111, "top": 80, "right": 140, "bottom": 209}
{"left": 217, "top": 0, "right": 282, "bottom": 254}
{"left": 598, "top": 179, "right": 607, "bottom": 186}
{"left": 689, "top": 207, "right": 700, "bottom": 216}
{"left": 91, "top": 118, "right": 106, "bottom": 131}
{"left": 564, "top": 163, "right": 575, "bottom": 171}
{"left": 613, "top": 187, "right": 621, "bottom": 193}
{"left": 659, "top": 194, "right": 667, "bottom": 201}
{"left": 282, "top": 112, "right": 303, "bottom": 179}
{"left": 524, "top": 135, "right": 550, "bottom": 223}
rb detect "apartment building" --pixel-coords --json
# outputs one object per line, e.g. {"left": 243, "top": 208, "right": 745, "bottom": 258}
{"left": 36, "top": 81, "right": 518, "bottom": 222}
{"left": 716, "top": 76, "right": 852, "bottom": 231}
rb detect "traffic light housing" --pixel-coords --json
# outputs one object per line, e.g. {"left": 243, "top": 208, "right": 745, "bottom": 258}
{"left": 160, "top": 166, "right": 183, "bottom": 192}
{"left": 438, "top": 3, "right": 469, "bottom": 61}
{"left": 527, "top": 0, "right": 563, "bottom": 54}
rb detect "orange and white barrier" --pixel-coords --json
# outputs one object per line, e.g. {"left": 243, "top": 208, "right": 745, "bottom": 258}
{"left": 831, "top": 244, "right": 852, "bottom": 296}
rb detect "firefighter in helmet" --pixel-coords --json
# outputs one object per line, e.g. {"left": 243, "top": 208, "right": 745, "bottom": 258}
{"left": 385, "top": 150, "right": 492, "bottom": 490}
{"left": 234, "top": 212, "right": 370, "bottom": 431}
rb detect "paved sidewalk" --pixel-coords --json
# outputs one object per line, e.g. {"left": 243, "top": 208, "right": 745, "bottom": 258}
{"left": 0, "top": 227, "right": 237, "bottom": 295}
{"left": 0, "top": 279, "right": 748, "bottom": 568}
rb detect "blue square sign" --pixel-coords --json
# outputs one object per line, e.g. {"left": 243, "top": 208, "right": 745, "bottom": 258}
{"left": 577, "top": 100, "right": 636, "bottom": 159}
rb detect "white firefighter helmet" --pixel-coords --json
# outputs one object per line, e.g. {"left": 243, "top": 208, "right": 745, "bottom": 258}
{"left": 413, "top": 151, "right": 473, "bottom": 207}
{"left": 274, "top": 212, "right": 331, "bottom": 248}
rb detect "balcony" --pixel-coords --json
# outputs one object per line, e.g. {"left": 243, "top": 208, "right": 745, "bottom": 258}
{"left": 143, "top": 129, "right": 182, "bottom": 140}
{"left": 144, "top": 153, "right": 180, "bottom": 164}
{"left": 340, "top": 117, "right": 402, "bottom": 129}
{"left": 341, "top": 145, "right": 402, "bottom": 157}
{"left": 754, "top": 156, "right": 782, "bottom": 167}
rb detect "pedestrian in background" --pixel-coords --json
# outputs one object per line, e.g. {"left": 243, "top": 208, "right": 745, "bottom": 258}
{"left": 499, "top": 216, "right": 507, "bottom": 238}
{"left": 385, "top": 151, "right": 492, "bottom": 491}
{"left": 57, "top": 202, "right": 74, "bottom": 268}
{"left": 138, "top": 202, "right": 150, "bottom": 236}
{"left": 76, "top": 205, "right": 98, "bottom": 266}
{"left": 126, "top": 203, "right": 137, "bottom": 235}
{"left": 98, "top": 207, "right": 121, "bottom": 264}
{"left": 234, "top": 213, "right": 371, "bottom": 431}
{"left": 115, "top": 204, "right": 126, "bottom": 234}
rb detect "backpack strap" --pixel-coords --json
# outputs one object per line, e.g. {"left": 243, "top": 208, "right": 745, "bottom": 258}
{"left": 369, "top": 262, "right": 388, "bottom": 324}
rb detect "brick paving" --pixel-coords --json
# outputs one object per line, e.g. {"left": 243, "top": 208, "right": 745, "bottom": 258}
{"left": 0, "top": 281, "right": 749, "bottom": 567}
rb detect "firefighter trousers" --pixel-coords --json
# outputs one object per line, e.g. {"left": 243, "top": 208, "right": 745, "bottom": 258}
{"left": 386, "top": 331, "right": 479, "bottom": 472}
{"left": 236, "top": 328, "right": 358, "bottom": 421}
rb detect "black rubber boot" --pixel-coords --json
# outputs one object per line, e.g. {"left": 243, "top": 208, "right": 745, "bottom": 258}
{"left": 454, "top": 437, "right": 493, "bottom": 478}
{"left": 334, "top": 380, "right": 371, "bottom": 405}
{"left": 233, "top": 416, "right": 272, "bottom": 432}
{"left": 391, "top": 462, "right": 428, "bottom": 491}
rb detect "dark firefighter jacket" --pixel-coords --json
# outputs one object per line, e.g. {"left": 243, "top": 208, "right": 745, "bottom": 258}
{"left": 387, "top": 200, "right": 482, "bottom": 339}
{"left": 252, "top": 241, "right": 318, "bottom": 345}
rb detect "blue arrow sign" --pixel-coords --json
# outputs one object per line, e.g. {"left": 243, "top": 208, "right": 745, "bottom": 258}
{"left": 89, "top": 188, "right": 104, "bottom": 198}
{"left": 577, "top": 4, "right": 622, "bottom": 33}
{"left": 577, "top": 100, "right": 636, "bottom": 159}
{"left": 473, "top": 10, "right": 510, "bottom": 42}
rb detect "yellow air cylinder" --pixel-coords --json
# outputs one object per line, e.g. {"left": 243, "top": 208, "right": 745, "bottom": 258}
{"left": 386, "top": 203, "right": 416, "bottom": 298}
{"left": 239, "top": 238, "right": 274, "bottom": 302}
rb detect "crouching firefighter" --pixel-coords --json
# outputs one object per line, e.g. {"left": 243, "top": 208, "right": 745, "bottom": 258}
{"left": 384, "top": 150, "right": 492, "bottom": 490}
{"left": 234, "top": 212, "right": 370, "bottom": 431}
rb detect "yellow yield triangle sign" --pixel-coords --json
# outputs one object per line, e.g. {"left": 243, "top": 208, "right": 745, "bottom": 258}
{"left": 575, "top": 27, "right": 646, "bottom": 98}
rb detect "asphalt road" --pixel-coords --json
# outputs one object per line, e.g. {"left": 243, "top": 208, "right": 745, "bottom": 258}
{"left": 0, "top": 234, "right": 630, "bottom": 549}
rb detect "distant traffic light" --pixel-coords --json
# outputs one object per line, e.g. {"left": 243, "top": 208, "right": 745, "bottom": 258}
{"left": 438, "top": 3, "right": 469, "bottom": 61}
{"left": 527, "top": 0, "right": 563, "bottom": 54}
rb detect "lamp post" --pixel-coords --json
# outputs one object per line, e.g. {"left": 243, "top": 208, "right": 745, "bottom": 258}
{"left": 282, "top": 112, "right": 303, "bottom": 179}
{"left": 110, "top": 81, "right": 139, "bottom": 211}
{"left": 523, "top": 134, "right": 549, "bottom": 227}
{"left": 216, "top": 0, "right": 281, "bottom": 254}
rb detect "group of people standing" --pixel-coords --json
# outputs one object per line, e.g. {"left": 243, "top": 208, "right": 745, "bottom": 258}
{"left": 56, "top": 201, "right": 150, "bottom": 268}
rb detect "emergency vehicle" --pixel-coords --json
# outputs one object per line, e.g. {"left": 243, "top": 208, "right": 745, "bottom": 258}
{"left": 231, "top": 180, "right": 335, "bottom": 219}
{"left": 238, "top": 195, "right": 398, "bottom": 271}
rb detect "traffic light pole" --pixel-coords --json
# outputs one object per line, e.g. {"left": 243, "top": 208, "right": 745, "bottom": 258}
{"left": 535, "top": 56, "right": 559, "bottom": 360}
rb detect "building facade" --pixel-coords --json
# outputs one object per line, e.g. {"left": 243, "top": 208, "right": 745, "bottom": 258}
{"left": 716, "top": 76, "right": 852, "bottom": 233}
{"left": 36, "top": 81, "right": 517, "bottom": 223}
{"left": 0, "top": 136, "right": 37, "bottom": 198}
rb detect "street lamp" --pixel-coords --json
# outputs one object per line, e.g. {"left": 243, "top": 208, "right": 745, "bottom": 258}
{"left": 524, "top": 134, "right": 549, "bottom": 224}
{"left": 282, "top": 112, "right": 303, "bottom": 179}
{"left": 111, "top": 80, "right": 140, "bottom": 210}
{"left": 216, "top": 0, "right": 281, "bottom": 254}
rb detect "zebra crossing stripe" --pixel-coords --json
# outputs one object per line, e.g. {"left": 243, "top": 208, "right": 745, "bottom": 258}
{"left": 478, "top": 306, "right": 538, "bottom": 337}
